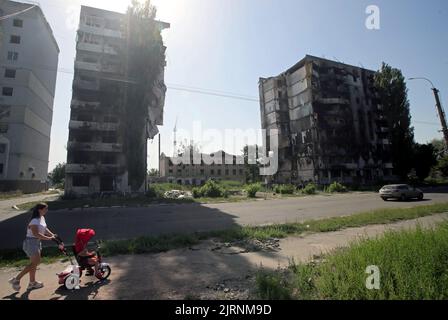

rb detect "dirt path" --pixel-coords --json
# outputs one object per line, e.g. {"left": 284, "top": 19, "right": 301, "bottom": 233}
{"left": 1, "top": 213, "right": 447, "bottom": 300}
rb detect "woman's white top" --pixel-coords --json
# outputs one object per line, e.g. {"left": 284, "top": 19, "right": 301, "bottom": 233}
{"left": 26, "top": 216, "right": 47, "bottom": 238}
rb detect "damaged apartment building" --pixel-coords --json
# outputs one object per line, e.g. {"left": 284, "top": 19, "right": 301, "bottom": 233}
{"left": 259, "top": 55, "right": 395, "bottom": 186}
{"left": 65, "top": 6, "right": 169, "bottom": 197}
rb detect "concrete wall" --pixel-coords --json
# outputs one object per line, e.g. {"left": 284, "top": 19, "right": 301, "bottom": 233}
{"left": 0, "top": 1, "right": 59, "bottom": 192}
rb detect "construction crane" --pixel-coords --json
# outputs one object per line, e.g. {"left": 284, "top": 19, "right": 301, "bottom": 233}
{"left": 173, "top": 116, "right": 178, "bottom": 157}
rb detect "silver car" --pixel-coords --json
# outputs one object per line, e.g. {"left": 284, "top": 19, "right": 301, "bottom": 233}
{"left": 379, "top": 184, "right": 424, "bottom": 201}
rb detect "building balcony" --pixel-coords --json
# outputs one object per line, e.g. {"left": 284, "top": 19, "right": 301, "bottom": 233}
{"left": 75, "top": 61, "right": 101, "bottom": 72}
{"left": 77, "top": 42, "right": 118, "bottom": 55}
{"left": 66, "top": 163, "right": 124, "bottom": 174}
{"left": 68, "top": 142, "right": 122, "bottom": 153}
{"left": 101, "top": 64, "right": 122, "bottom": 74}
{"left": 71, "top": 100, "right": 101, "bottom": 109}
{"left": 69, "top": 120, "right": 119, "bottom": 131}
{"left": 79, "top": 24, "right": 123, "bottom": 38}
{"left": 75, "top": 60, "right": 122, "bottom": 75}
{"left": 317, "top": 98, "right": 350, "bottom": 105}
{"left": 376, "top": 127, "right": 389, "bottom": 133}
{"left": 73, "top": 79, "right": 100, "bottom": 91}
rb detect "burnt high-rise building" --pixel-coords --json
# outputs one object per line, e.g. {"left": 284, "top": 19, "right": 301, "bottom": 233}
{"left": 259, "top": 55, "right": 396, "bottom": 186}
{"left": 65, "top": 6, "right": 169, "bottom": 197}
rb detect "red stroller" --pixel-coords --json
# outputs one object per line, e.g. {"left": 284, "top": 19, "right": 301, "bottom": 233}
{"left": 55, "top": 229, "right": 111, "bottom": 290}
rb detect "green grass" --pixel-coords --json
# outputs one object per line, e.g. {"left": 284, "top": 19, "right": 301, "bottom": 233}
{"left": 3, "top": 202, "right": 448, "bottom": 268}
{"left": 0, "top": 247, "right": 67, "bottom": 268}
{"left": 0, "top": 191, "right": 23, "bottom": 200}
{"left": 256, "top": 221, "right": 448, "bottom": 300}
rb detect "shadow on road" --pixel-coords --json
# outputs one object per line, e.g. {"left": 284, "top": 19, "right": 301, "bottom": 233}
{"left": 0, "top": 203, "right": 242, "bottom": 250}
{"left": 51, "top": 279, "right": 111, "bottom": 300}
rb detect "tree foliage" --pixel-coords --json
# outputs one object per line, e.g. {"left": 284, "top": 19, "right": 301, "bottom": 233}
{"left": 48, "top": 163, "right": 65, "bottom": 185}
{"left": 243, "top": 145, "right": 261, "bottom": 183}
{"left": 412, "top": 143, "right": 437, "bottom": 182}
{"left": 374, "top": 63, "right": 415, "bottom": 180}
{"left": 125, "top": 0, "right": 166, "bottom": 191}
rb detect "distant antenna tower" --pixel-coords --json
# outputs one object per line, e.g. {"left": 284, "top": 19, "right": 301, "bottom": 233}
{"left": 173, "top": 116, "right": 178, "bottom": 157}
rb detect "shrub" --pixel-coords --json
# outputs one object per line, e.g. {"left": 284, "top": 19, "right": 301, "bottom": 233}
{"left": 274, "top": 184, "right": 296, "bottom": 195}
{"left": 192, "top": 187, "right": 202, "bottom": 198}
{"left": 192, "top": 180, "right": 226, "bottom": 198}
{"left": 245, "top": 183, "right": 261, "bottom": 198}
{"left": 301, "top": 183, "right": 317, "bottom": 195}
{"left": 146, "top": 185, "right": 163, "bottom": 198}
{"left": 326, "top": 182, "right": 347, "bottom": 193}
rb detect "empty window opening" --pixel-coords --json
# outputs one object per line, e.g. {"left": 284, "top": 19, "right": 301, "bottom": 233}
{"left": 2, "top": 87, "right": 13, "bottom": 96}
{"left": 73, "top": 175, "right": 90, "bottom": 187}
{"left": 10, "top": 35, "right": 21, "bottom": 44}
{"left": 13, "top": 19, "right": 23, "bottom": 27}
{"left": 4, "top": 69, "right": 16, "bottom": 78}
{"left": 7, "top": 51, "right": 19, "bottom": 61}
{"left": 100, "top": 176, "right": 114, "bottom": 192}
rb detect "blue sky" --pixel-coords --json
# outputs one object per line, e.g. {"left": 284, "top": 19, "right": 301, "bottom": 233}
{"left": 32, "top": 0, "right": 448, "bottom": 171}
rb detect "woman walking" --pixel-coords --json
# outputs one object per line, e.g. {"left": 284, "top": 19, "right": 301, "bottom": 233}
{"left": 8, "top": 203, "right": 58, "bottom": 291}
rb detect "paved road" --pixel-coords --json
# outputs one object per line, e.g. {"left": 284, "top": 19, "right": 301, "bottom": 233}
{"left": 1, "top": 191, "right": 447, "bottom": 249}
{"left": 2, "top": 213, "right": 448, "bottom": 300}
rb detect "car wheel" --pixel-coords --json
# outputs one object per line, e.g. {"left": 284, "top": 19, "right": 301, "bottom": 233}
{"left": 418, "top": 193, "right": 424, "bottom": 201}
{"left": 381, "top": 197, "right": 388, "bottom": 201}
{"left": 400, "top": 194, "right": 407, "bottom": 201}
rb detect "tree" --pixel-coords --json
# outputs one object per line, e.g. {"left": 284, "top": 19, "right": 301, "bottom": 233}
{"left": 374, "top": 63, "right": 415, "bottom": 180}
{"left": 48, "top": 163, "right": 65, "bottom": 186}
{"left": 437, "top": 155, "right": 448, "bottom": 178}
{"left": 125, "top": 0, "right": 166, "bottom": 191}
{"left": 243, "top": 145, "right": 261, "bottom": 183}
{"left": 148, "top": 168, "right": 159, "bottom": 177}
{"left": 430, "top": 138, "right": 446, "bottom": 159}
{"left": 412, "top": 143, "right": 437, "bottom": 181}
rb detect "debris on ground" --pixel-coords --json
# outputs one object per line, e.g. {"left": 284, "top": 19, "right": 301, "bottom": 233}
{"left": 210, "top": 238, "right": 281, "bottom": 254}
{"left": 164, "top": 190, "right": 192, "bottom": 199}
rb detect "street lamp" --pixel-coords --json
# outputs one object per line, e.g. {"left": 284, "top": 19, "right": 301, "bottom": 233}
{"left": 409, "top": 77, "right": 448, "bottom": 149}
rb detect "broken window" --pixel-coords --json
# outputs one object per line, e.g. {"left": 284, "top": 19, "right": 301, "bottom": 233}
{"left": 77, "top": 114, "right": 93, "bottom": 122}
{"left": 102, "top": 134, "right": 117, "bottom": 143}
{"left": 101, "top": 154, "right": 116, "bottom": 164}
{"left": 73, "top": 175, "right": 90, "bottom": 187}
{"left": 104, "top": 115, "right": 118, "bottom": 123}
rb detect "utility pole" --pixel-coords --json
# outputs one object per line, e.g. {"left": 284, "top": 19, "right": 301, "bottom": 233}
{"left": 409, "top": 77, "right": 448, "bottom": 149}
{"left": 432, "top": 88, "right": 448, "bottom": 148}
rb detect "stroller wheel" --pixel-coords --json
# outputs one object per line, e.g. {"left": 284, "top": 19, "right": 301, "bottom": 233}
{"left": 97, "top": 265, "right": 111, "bottom": 280}
{"left": 64, "top": 274, "right": 80, "bottom": 290}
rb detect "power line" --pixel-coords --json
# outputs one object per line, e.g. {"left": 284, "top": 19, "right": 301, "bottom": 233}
{"left": 2, "top": 63, "right": 261, "bottom": 102}
{"left": 413, "top": 121, "right": 440, "bottom": 126}
{"left": 0, "top": 4, "right": 37, "bottom": 21}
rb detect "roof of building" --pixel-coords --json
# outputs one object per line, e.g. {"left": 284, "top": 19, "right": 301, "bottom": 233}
{"left": 7, "top": 1, "right": 60, "bottom": 53}
{"left": 260, "top": 54, "right": 375, "bottom": 82}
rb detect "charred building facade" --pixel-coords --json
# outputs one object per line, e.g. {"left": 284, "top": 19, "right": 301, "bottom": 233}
{"left": 65, "top": 6, "right": 169, "bottom": 197}
{"left": 259, "top": 55, "right": 396, "bottom": 185}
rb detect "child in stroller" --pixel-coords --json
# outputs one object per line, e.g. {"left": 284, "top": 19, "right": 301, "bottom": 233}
{"left": 55, "top": 229, "right": 111, "bottom": 289}
{"left": 74, "top": 229, "right": 100, "bottom": 278}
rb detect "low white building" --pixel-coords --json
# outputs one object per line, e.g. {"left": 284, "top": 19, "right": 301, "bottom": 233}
{"left": 160, "top": 151, "right": 246, "bottom": 185}
{"left": 0, "top": 1, "right": 59, "bottom": 193}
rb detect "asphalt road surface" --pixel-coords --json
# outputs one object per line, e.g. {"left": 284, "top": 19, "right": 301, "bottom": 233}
{"left": 1, "top": 191, "right": 448, "bottom": 249}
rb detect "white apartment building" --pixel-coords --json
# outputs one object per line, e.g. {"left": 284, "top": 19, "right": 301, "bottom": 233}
{"left": 0, "top": 0, "right": 59, "bottom": 193}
